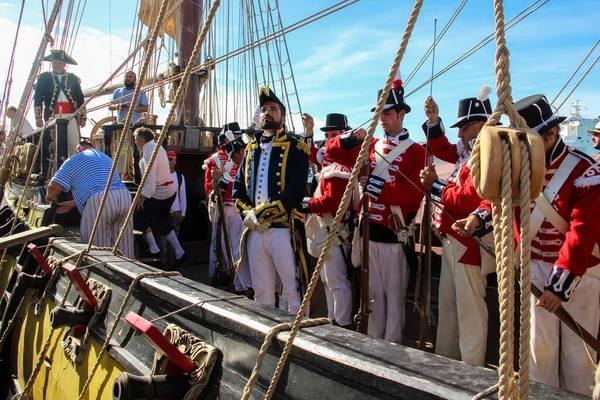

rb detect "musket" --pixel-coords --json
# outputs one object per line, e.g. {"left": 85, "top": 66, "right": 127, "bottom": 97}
{"left": 355, "top": 161, "right": 371, "bottom": 334}
{"left": 417, "top": 19, "right": 438, "bottom": 351}
{"left": 215, "top": 187, "right": 237, "bottom": 293}
{"left": 370, "top": 145, "right": 600, "bottom": 355}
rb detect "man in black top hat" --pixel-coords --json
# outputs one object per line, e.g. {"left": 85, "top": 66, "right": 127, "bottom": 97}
{"left": 33, "top": 50, "right": 86, "bottom": 128}
{"left": 417, "top": 86, "right": 495, "bottom": 366}
{"left": 329, "top": 72, "right": 427, "bottom": 343}
{"left": 233, "top": 87, "right": 310, "bottom": 314}
{"left": 459, "top": 94, "right": 600, "bottom": 395}
{"left": 303, "top": 113, "right": 352, "bottom": 169}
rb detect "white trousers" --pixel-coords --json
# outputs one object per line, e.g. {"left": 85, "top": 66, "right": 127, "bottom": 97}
{"left": 247, "top": 228, "right": 301, "bottom": 314}
{"left": 321, "top": 245, "right": 352, "bottom": 326}
{"left": 80, "top": 188, "right": 134, "bottom": 259}
{"left": 436, "top": 236, "right": 488, "bottom": 366}
{"left": 530, "top": 259, "right": 600, "bottom": 396}
{"left": 208, "top": 203, "right": 244, "bottom": 289}
{"left": 368, "top": 241, "right": 409, "bottom": 344}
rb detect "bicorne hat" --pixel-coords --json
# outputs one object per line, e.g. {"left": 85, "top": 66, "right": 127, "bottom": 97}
{"left": 43, "top": 49, "right": 77, "bottom": 65}
{"left": 259, "top": 86, "right": 286, "bottom": 114}
{"left": 513, "top": 94, "right": 566, "bottom": 133}
{"left": 222, "top": 122, "right": 244, "bottom": 135}
{"left": 449, "top": 85, "right": 494, "bottom": 128}
{"left": 371, "top": 71, "right": 411, "bottom": 113}
{"left": 320, "top": 113, "right": 351, "bottom": 132}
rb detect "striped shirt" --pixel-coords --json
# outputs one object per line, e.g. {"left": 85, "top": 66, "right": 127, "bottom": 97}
{"left": 52, "top": 148, "right": 126, "bottom": 213}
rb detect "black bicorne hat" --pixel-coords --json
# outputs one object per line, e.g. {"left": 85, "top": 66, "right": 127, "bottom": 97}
{"left": 513, "top": 94, "right": 566, "bottom": 133}
{"left": 43, "top": 49, "right": 77, "bottom": 65}
{"left": 371, "top": 71, "right": 411, "bottom": 113}
{"left": 222, "top": 122, "right": 243, "bottom": 135}
{"left": 224, "top": 136, "right": 246, "bottom": 156}
{"left": 449, "top": 85, "right": 495, "bottom": 128}
{"left": 320, "top": 113, "right": 351, "bottom": 132}
{"left": 259, "top": 86, "right": 286, "bottom": 114}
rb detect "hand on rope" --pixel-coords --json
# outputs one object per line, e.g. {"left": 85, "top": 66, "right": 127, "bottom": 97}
{"left": 424, "top": 96, "right": 439, "bottom": 124}
{"left": 419, "top": 165, "right": 438, "bottom": 189}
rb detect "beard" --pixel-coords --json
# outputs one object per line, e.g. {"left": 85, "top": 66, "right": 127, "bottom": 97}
{"left": 260, "top": 117, "right": 282, "bottom": 130}
{"left": 594, "top": 140, "right": 600, "bottom": 150}
{"left": 124, "top": 81, "right": 135, "bottom": 89}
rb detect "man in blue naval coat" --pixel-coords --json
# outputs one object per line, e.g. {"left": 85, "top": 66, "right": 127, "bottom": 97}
{"left": 233, "top": 87, "right": 310, "bottom": 313}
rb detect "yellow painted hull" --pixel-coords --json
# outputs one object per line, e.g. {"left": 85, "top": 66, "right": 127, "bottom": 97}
{"left": 10, "top": 293, "right": 127, "bottom": 399}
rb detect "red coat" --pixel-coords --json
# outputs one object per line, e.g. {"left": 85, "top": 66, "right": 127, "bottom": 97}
{"left": 202, "top": 150, "right": 238, "bottom": 202}
{"left": 425, "top": 121, "right": 484, "bottom": 265}
{"left": 477, "top": 141, "right": 600, "bottom": 276}
{"left": 308, "top": 163, "right": 353, "bottom": 223}
{"left": 327, "top": 132, "right": 426, "bottom": 231}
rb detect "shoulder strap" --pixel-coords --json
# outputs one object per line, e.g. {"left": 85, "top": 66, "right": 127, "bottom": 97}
{"left": 531, "top": 153, "right": 579, "bottom": 237}
{"left": 373, "top": 139, "right": 414, "bottom": 181}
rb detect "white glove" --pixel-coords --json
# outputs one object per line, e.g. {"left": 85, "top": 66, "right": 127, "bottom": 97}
{"left": 255, "top": 220, "right": 271, "bottom": 233}
{"left": 243, "top": 210, "right": 261, "bottom": 231}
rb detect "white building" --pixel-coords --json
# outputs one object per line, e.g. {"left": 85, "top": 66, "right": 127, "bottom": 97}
{"left": 559, "top": 100, "right": 600, "bottom": 155}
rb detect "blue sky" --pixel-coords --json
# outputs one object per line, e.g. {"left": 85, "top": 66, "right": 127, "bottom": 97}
{"left": 0, "top": 0, "right": 599, "bottom": 143}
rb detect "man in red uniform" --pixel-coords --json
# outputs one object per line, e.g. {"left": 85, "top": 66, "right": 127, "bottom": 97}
{"left": 300, "top": 139, "right": 355, "bottom": 327}
{"left": 418, "top": 87, "right": 495, "bottom": 366}
{"left": 459, "top": 94, "right": 600, "bottom": 396}
{"left": 303, "top": 113, "right": 352, "bottom": 169}
{"left": 203, "top": 122, "right": 244, "bottom": 282}
{"left": 328, "top": 74, "right": 427, "bottom": 343}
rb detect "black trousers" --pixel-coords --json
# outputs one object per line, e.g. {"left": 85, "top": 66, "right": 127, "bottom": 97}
{"left": 134, "top": 193, "right": 177, "bottom": 236}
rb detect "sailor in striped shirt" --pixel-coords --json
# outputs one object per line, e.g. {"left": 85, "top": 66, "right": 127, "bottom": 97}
{"left": 46, "top": 140, "right": 135, "bottom": 259}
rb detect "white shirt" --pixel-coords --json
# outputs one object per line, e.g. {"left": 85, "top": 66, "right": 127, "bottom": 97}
{"left": 169, "top": 171, "right": 187, "bottom": 215}
{"left": 139, "top": 140, "right": 176, "bottom": 200}
{"left": 53, "top": 72, "right": 69, "bottom": 103}
{"left": 254, "top": 140, "right": 273, "bottom": 206}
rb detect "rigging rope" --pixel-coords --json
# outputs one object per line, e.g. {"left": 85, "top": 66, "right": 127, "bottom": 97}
{"left": 553, "top": 53, "right": 600, "bottom": 114}
{"left": 113, "top": 0, "right": 223, "bottom": 252}
{"left": 244, "top": 1, "right": 424, "bottom": 399}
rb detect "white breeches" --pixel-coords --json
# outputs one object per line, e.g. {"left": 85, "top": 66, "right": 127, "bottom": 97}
{"left": 530, "top": 259, "right": 600, "bottom": 396}
{"left": 436, "top": 235, "right": 488, "bottom": 366}
{"left": 367, "top": 241, "right": 409, "bottom": 344}
{"left": 321, "top": 245, "right": 352, "bottom": 326}
{"left": 247, "top": 228, "right": 301, "bottom": 314}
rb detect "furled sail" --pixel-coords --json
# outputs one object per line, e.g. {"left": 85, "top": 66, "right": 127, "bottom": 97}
{"left": 138, "top": 0, "right": 182, "bottom": 45}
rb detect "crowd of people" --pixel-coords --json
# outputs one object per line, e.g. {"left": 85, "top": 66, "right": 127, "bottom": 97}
{"left": 5, "top": 48, "right": 600, "bottom": 397}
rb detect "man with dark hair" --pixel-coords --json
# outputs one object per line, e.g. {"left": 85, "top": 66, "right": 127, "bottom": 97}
{"left": 458, "top": 94, "right": 600, "bottom": 396}
{"left": 327, "top": 72, "right": 427, "bottom": 343}
{"left": 418, "top": 86, "right": 496, "bottom": 366}
{"left": 46, "top": 139, "right": 134, "bottom": 258}
{"left": 233, "top": 87, "right": 310, "bottom": 313}
{"left": 109, "top": 71, "right": 149, "bottom": 122}
{"left": 133, "top": 127, "right": 185, "bottom": 268}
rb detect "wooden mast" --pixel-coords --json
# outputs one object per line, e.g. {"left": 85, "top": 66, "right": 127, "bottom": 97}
{"left": 178, "top": 0, "right": 203, "bottom": 126}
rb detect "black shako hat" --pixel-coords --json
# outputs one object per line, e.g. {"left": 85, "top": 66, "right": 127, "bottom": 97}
{"left": 449, "top": 85, "right": 494, "bottom": 128}
{"left": 371, "top": 71, "right": 411, "bottom": 113}
{"left": 224, "top": 136, "right": 246, "bottom": 156}
{"left": 259, "top": 86, "right": 286, "bottom": 114}
{"left": 222, "top": 122, "right": 244, "bottom": 135}
{"left": 513, "top": 94, "right": 566, "bottom": 134}
{"left": 43, "top": 49, "right": 77, "bottom": 65}
{"left": 320, "top": 113, "right": 351, "bottom": 132}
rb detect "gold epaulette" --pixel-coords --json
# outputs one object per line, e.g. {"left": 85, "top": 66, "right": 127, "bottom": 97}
{"left": 296, "top": 140, "right": 311, "bottom": 156}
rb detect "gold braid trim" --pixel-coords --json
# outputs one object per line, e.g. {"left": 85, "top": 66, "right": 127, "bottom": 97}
{"left": 254, "top": 200, "right": 287, "bottom": 224}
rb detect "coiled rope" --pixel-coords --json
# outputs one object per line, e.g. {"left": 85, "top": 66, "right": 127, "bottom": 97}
{"left": 469, "top": 0, "right": 532, "bottom": 398}
{"left": 240, "top": 1, "right": 424, "bottom": 399}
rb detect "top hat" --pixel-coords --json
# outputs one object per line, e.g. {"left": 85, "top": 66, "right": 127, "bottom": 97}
{"left": 370, "top": 71, "right": 411, "bottom": 113}
{"left": 224, "top": 136, "right": 246, "bottom": 156}
{"left": 320, "top": 113, "right": 351, "bottom": 132}
{"left": 43, "top": 50, "right": 77, "bottom": 65}
{"left": 513, "top": 94, "right": 566, "bottom": 133}
{"left": 222, "top": 122, "right": 244, "bottom": 135}
{"left": 259, "top": 86, "right": 286, "bottom": 114}
{"left": 587, "top": 121, "right": 600, "bottom": 135}
{"left": 449, "top": 85, "right": 494, "bottom": 128}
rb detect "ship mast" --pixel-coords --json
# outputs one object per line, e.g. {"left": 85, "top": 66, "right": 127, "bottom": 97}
{"left": 179, "top": 0, "right": 203, "bottom": 126}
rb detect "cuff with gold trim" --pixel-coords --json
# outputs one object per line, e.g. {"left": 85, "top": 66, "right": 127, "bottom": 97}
{"left": 34, "top": 107, "right": 42, "bottom": 118}
{"left": 544, "top": 266, "right": 581, "bottom": 302}
{"left": 254, "top": 200, "right": 286, "bottom": 223}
